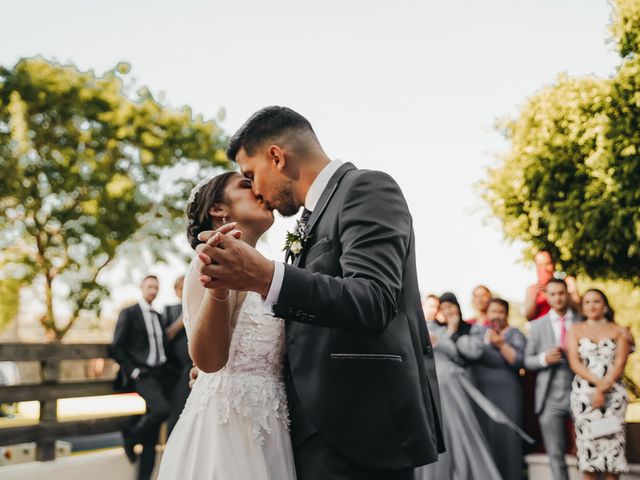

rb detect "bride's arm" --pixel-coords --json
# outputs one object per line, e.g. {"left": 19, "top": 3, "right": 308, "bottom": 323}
{"left": 189, "top": 286, "right": 234, "bottom": 373}
{"left": 183, "top": 252, "right": 235, "bottom": 374}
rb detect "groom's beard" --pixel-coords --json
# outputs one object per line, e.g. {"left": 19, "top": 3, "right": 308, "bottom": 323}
{"left": 271, "top": 180, "right": 300, "bottom": 217}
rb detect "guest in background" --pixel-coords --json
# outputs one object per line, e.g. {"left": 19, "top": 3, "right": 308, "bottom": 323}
{"left": 416, "top": 292, "right": 502, "bottom": 480}
{"left": 523, "top": 250, "right": 581, "bottom": 464}
{"left": 525, "top": 250, "right": 580, "bottom": 321}
{"left": 524, "top": 278, "right": 580, "bottom": 480}
{"left": 567, "top": 289, "right": 630, "bottom": 479}
{"left": 422, "top": 294, "right": 440, "bottom": 322}
{"left": 110, "top": 274, "right": 172, "bottom": 480}
{"left": 471, "top": 298, "right": 527, "bottom": 480}
{"left": 467, "top": 285, "right": 492, "bottom": 326}
{"left": 163, "top": 274, "right": 191, "bottom": 435}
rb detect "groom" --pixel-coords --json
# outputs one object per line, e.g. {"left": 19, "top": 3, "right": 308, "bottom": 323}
{"left": 197, "top": 106, "right": 444, "bottom": 479}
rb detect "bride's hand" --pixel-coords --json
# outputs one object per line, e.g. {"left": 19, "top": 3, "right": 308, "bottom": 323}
{"left": 197, "top": 222, "right": 242, "bottom": 245}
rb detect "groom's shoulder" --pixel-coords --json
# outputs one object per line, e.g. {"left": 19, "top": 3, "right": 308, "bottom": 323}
{"left": 343, "top": 167, "right": 401, "bottom": 191}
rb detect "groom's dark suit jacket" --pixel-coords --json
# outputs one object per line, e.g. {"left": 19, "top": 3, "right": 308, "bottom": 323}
{"left": 274, "top": 163, "right": 445, "bottom": 470}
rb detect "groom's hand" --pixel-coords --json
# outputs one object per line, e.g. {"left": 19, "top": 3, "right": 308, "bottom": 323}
{"left": 197, "top": 231, "right": 274, "bottom": 297}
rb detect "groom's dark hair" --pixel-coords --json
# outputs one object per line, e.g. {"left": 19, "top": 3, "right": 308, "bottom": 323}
{"left": 227, "top": 106, "right": 316, "bottom": 161}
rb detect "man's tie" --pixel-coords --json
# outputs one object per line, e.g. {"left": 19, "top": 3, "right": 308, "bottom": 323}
{"left": 150, "top": 310, "right": 165, "bottom": 366}
{"left": 559, "top": 315, "right": 567, "bottom": 350}
{"left": 300, "top": 207, "right": 312, "bottom": 229}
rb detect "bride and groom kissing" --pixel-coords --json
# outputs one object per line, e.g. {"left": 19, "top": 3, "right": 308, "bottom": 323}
{"left": 157, "top": 106, "right": 445, "bottom": 480}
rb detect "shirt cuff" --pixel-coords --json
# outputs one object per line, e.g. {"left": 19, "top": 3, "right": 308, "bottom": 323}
{"left": 262, "top": 261, "right": 284, "bottom": 316}
{"left": 539, "top": 352, "right": 548, "bottom": 368}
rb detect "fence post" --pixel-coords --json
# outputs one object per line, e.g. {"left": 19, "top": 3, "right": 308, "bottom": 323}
{"left": 36, "top": 358, "right": 60, "bottom": 461}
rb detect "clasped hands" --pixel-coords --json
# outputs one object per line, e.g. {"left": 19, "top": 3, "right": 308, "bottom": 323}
{"left": 195, "top": 223, "right": 275, "bottom": 298}
{"left": 486, "top": 329, "right": 505, "bottom": 348}
{"left": 592, "top": 377, "right": 615, "bottom": 408}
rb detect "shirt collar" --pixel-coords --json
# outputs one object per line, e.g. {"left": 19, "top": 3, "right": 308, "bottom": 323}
{"left": 139, "top": 300, "right": 154, "bottom": 314}
{"left": 550, "top": 309, "right": 573, "bottom": 321}
{"left": 304, "top": 160, "right": 343, "bottom": 212}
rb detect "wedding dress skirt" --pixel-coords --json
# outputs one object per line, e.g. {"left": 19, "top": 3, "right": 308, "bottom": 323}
{"left": 157, "top": 261, "right": 296, "bottom": 480}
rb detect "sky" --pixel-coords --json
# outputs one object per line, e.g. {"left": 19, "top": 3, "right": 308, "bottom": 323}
{"left": 2, "top": 0, "right": 621, "bottom": 325}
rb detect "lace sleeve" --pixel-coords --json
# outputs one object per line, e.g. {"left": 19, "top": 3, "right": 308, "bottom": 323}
{"left": 182, "top": 255, "right": 205, "bottom": 342}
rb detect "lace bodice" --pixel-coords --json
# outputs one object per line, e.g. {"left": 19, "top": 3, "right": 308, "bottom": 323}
{"left": 181, "top": 263, "right": 288, "bottom": 443}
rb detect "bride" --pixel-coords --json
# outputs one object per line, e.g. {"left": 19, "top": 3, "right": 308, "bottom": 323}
{"left": 157, "top": 172, "right": 296, "bottom": 479}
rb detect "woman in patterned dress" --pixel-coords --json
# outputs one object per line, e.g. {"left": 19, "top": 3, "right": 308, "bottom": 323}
{"left": 567, "top": 289, "right": 631, "bottom": 480}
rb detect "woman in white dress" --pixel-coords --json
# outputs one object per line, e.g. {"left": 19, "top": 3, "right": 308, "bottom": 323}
{"left": 157, "top": 172, "right": 296, "bottom": 480}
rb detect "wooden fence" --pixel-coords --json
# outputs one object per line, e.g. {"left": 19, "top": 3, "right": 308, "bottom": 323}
{"left": 0, "top": 343, "right": 139, "bottom": 461}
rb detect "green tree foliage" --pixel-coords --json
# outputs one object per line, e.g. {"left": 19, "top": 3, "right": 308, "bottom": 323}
{"left": 0, "top": 58, "right": 228, "bottom": 339}
{"left": 481, "top": 0, "right": 640, "bottom": 285}
{"left": 0, "top": 277, "right": 21, "bottom": 334}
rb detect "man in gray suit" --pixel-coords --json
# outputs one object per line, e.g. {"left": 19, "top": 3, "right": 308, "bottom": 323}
{"left": 524, "top": 278, "right": 579, "bottom": 480}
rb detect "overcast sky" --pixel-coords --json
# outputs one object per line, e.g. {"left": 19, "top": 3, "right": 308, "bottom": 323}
{"left": 3, "top": 0, "right": 620, "bottom": 322}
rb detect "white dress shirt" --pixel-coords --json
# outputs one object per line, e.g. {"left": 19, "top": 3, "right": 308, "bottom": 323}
{"left": 139, "top": 300, "right": 167, "bottom": 367}
{"left": 263, "top": 160, "right": 344, "bottom": 314}
{"left": 538, "top": 308, "right": 574, "bottom": 367}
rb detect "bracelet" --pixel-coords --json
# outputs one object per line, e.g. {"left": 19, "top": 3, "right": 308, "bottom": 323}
{"left": 209, "top": 289, "right": 230, "bottom": 302}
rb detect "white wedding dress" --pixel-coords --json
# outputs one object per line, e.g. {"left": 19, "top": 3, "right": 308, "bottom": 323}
{"left": 157, "top": 257, "right": 297, "bottom": 480}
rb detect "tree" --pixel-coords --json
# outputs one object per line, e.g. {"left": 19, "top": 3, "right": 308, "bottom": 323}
{"left": 0, "top": 58, "right": 228, "bottom": 339}
{"left": 481, "top": 0, "right": 640, "bottom": 285}
{"left": 0, "top": 277, "right": 21, "bottom": 334}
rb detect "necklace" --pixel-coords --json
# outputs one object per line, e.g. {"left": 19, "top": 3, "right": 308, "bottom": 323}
{"left": 586, "top": 318, "right": 607, "bottom": 325}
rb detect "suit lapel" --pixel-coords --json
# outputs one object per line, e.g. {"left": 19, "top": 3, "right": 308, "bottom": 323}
{"left": 134, "top": 304, "right": 153, "bottom": 353}
{"left": 293, "top": 162, "right": 356, "bottom": 268}
{"left": 134, "top": 304, "right": 145, "bottom": 327}
{"left": 543, "top": 315, "right": 556, "bottom": 348}
{"left": 305, "top": 162, "right": 356, "bottom": 236}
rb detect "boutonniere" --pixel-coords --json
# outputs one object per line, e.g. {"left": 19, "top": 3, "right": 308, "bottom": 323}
{"left": 283, "top": 219, "right": 310, "bottom": 258}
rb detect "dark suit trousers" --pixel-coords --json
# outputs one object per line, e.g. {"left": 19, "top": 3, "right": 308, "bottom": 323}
{"left": 166, "top": 332, "right": 191, "bottom": 435}
{"left": 130, "top": 369, "right": 172, "bottom": 480}
{"left": 294, "top": 433, "right": 414, "bottom": 480}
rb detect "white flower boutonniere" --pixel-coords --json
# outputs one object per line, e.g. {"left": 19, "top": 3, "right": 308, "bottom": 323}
{"left": 284, "top": 219, "right": 310, "bottom": 260}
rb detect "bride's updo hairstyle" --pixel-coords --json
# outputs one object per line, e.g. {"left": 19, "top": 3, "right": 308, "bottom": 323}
{"left": 186, "top": 171, "right": 237, "bottom": 250}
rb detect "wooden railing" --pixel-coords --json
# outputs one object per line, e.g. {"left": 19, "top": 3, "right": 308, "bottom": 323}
{"left": 0, "top": 343, "right": 139, "bottom": 461}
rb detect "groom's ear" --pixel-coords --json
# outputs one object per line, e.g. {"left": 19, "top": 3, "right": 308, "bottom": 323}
{"left": 267, "top": 145, "right": 287, "bottom": 173}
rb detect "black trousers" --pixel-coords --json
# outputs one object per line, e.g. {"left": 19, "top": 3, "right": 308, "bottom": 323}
{"left": 130, "top": 368, "right": 172, "bottom": 480}
{"left": 294, "top": 433, "right": 414, "bottom": 480}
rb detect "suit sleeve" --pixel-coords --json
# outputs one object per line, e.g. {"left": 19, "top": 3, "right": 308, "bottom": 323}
{"left": 457, "top": 326, "right": 485, "bottom": 361}
{"left": 524, "top": 323, "right": 544, "bottom": 371}
{"left": 110, "top": 309, "right": 136, "bottom": 378}
{"left": 273, "top": 171, "right": 410, "bottom": 333}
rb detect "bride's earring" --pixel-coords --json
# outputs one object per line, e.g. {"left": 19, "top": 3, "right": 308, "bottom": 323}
{"left": 222, "top": 216, "right": 227, "bottom": 225}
